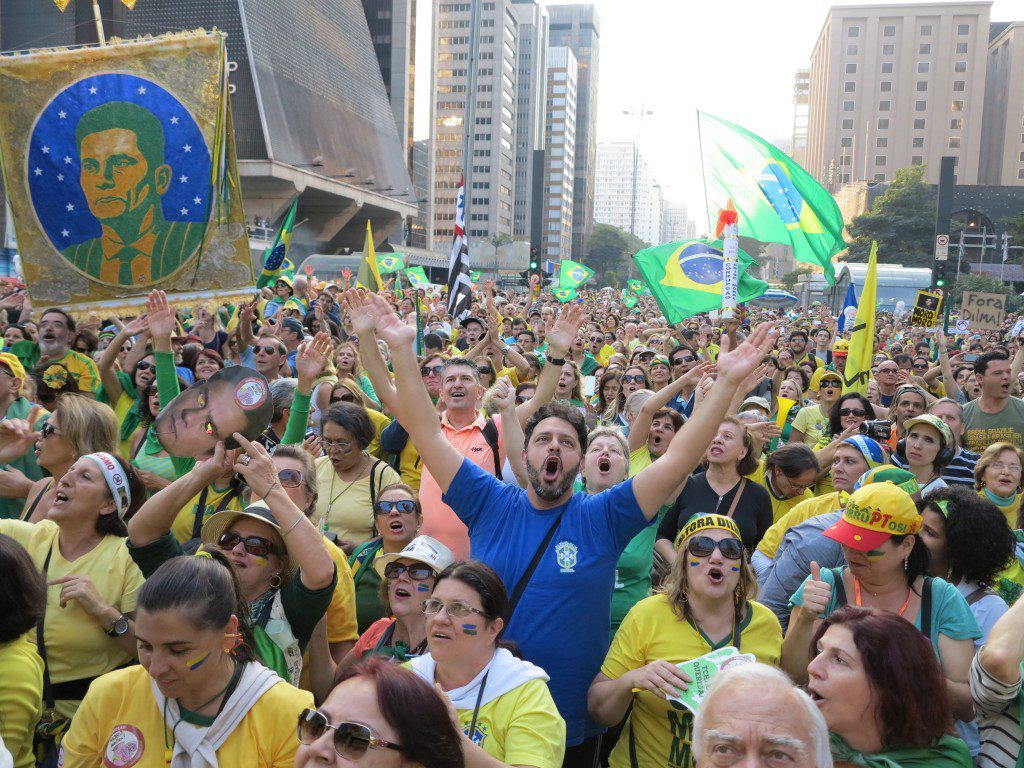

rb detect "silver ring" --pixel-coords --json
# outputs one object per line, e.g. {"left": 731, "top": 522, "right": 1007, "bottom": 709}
{"left": 240, "top": 455, "right": 251, "bottom": 466}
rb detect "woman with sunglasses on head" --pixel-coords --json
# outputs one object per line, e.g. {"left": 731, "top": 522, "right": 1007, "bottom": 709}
{"left": 810, "top": 392, "right": 875, "bottom": 496}
{"left": 297, "top": 658, "right": 465, "bottom": 768}
{"left": 348, "top": 485, "right": 426, "bottom": 634}
{"left": 590, "top": 514, "right": 782, "bottom": 768}
{"left": 95, "top": 316, "right": 157, "bottom": 457}
{"left": 191, "top": 348, "right": 226, "bottom": 383}
{"left": 126, "top": 435, "right": 337, "bottom": 687}
{"left": 783, "top": 482, "right": 980, "bottom": 722}
{"left": 0, "top": 394, "right": 119, "bottom": 524}
{"left": 409, "top": 561, "right": 566, "bottom": 768}
{"left": 341, "top": 534, "right": 453, "bottom": 671}
{"left": 0, "top": 451, "right": 146, "bottom": 757}
{"left": 63, "top": 551, "right": 314, "bottom": 768}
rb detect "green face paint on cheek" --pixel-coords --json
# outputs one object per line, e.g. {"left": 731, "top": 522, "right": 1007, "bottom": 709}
{"left": 461, "top": 624, "right": 477, "bottom": 635}
{"left": 865, "top": 550, "right": 886, "bottom": 561}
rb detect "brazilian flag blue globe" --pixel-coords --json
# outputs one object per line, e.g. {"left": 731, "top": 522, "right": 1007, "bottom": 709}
{"left": 632, "top": 239, "right": 768, "bottom": 323}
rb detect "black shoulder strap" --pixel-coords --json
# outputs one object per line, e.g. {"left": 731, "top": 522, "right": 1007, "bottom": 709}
{"left": 482, "top": 417, "right": 501, "bottom": 477}
{"left": 368, "top": 459, "right": 386, "bottom": 504}
{"left": 830, "top": 568, "right": 848, "bottom": 607}
{"left": 508, "top": 511, "right": 564, "bottom": 620}
{"left": 920, "top": 576, "right": 933, "bottom": 640}
{"left": 966, "top": 585, "right": 996, "bottom": 606}
{"left": 37, "top": 544, "right": 55, "bottom": 711}
{"left": 22, "top": 480, "right": 51, "bottom": 522}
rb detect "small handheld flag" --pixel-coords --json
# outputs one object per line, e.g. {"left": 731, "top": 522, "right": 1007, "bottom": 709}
{"left": 256, "top": 197, "right": 298, "bottom": 289}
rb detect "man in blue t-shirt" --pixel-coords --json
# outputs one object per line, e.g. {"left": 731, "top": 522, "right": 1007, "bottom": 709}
{"left": 345, "top": 290, "right": 777, "bottom": 766}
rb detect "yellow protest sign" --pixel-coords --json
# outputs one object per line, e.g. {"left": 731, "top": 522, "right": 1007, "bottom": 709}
{"left": 909, "top": 289, "right": 943, "bottom": 327}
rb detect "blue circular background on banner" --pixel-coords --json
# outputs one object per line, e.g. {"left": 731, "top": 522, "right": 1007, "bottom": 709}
{"left": 27, "top": 73, "right": 212, "bottom": 282}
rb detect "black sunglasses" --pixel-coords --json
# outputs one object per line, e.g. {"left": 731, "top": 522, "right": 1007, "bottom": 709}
{"left": 672, "top": 356, "right": 695, "bottom": 365}
{"left": 623, "top": 374, "right": 646, "bottom": 383}
{"left": 254, "top": 344, "right": 282, "bottom": 355}
{"left": 217, "top": 531, "right": 278, "bottom": 558}
{"left": 374, "top": 499, "right": 417, "bottom": 515}
{"left": 40, "top": 422, "right": 59, "bottom": 439}
{"left": 135, "top": 360, "right": 154, "bottom": 371}
{"left": 297, "top": 709, "right": 403, "bottom": 759}
{"left": 838, "top": 407, "right": 867, "bottom": 417}
{"left": 477, "top": 367, "right": 494, "bottom": 376}
{"left": 420, "top": 365, "right": 444, "bottom": 377}
{"left": 331, "top": 394, "right": 358, "bottom": 404}
{"left": 383, "top": 562, "right": 434, "bottom": 581}
{"left": 687, "top": 535, "right": 744, "bottom": 560}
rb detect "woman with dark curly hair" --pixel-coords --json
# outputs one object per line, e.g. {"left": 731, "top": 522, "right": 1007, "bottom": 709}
{"left": 807, "top": 606, "right": 972, "bottom": 767}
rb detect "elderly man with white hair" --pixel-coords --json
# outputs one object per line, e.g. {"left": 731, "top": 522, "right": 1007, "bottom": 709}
{"left": 693, "top": 662, "right": 832, "bottom": 768}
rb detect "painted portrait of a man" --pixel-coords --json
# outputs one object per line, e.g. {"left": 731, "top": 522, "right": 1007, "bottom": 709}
{"left": 60, "top": 101, "right": 204, "bottom": 286}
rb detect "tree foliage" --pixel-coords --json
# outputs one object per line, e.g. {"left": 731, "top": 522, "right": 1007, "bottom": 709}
{"left": 1004, "top": 210, "right": 1024, "bottom": 264}
{"left": 949, "top": 273, "right": 1024, "bottom": 313}
{"left": 582, "top": 223, "right": 650, "bottom": 285}
{"left": 779, "top": 265, "right": 813, "bottom": 293}
{"left": 846, "top": 166, "right": 936, "bottom": 267}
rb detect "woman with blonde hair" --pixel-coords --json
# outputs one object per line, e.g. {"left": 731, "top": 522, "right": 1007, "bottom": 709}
{"left": 334, "top": 341, "right": 380, "bottom": 407}
{"left": 0, "top": 394, "right": 119, "bottom": 523}
{"left": 589, "top": 514, "right": 782, "bottom": 768}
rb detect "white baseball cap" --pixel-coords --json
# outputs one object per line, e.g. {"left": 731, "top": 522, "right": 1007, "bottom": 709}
{"left": 373, "top": 535, "right": 455, "bottom": 579}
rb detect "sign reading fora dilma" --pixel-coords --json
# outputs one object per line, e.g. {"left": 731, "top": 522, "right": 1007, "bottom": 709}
{"left": 960, "top": 291, "right": 1006, "bottom": 333}
{"left": 0, "top": 30, "right": 254, "bottom": 317}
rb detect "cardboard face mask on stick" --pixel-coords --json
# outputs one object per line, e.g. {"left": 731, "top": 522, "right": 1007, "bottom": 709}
{"left": 153, "top": 366, "right": 273, "bottom": 458}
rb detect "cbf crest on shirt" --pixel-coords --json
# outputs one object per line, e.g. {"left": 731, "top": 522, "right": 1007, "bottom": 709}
{"left": 0, "top": 30, "right": 255, "bottom": 318}
{"left": 555, "top": 540, "right": 578, "bottom": 573}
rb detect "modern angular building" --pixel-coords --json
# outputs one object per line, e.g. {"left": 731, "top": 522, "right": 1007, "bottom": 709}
{"left": 547, "top": 4, "right": 600, "bottom": 260}
{"left": 510, "top": 0, "right": 549, "bottom": 243}
{"left": 979, "top": 21, "right": 1024, "bottom": 184}
{"left": 1, "top": 0, "right": 416, "bottom": 257}
{"left": 361, "top": 0, "right": 418, "bottom": 165}
{"left": 540, "top": 46, "right": 577, "bottom": 262}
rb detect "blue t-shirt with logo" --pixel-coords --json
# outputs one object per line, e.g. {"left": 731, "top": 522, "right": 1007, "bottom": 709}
{"left": 442, "top": 457, "right": 650, "bottom": 746}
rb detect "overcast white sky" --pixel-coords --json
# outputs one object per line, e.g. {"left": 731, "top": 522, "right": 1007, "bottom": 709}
{"left": 415, "top": 0, "right": 1024, "bottom": 231}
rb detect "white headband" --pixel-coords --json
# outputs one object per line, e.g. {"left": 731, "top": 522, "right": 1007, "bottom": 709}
{"left": 84, "top": 452, "right": 131, "bottom": 519}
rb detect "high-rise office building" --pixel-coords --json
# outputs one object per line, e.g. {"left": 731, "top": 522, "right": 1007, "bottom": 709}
{"left": 361, "top": 0, "right": 417, "bottom": 164}
{"left": 980, "top": 21, "right": 1024, "bottom": 185}
{"left": 806, "top": 2, "right": 991, "bottom": 187}
{"left": 429, "top": 0, "right": 519, "bottom": 249}
{"left": 540, "top": 46, "right": 577, "bottom": 262}
{"left": 547, "top": 5, "right": 600, "bottom": 259}
{"left": 792, "top": 68, "right": 811, "bottom": 167}
{"left": 594, "top": 141, "right": 662, "bottom": 246}
{"left": 511, "top": 0, "right": 549, "bottom": 241}
{"left": 409, "top": 139, "right": 432, "bottom": 248}
{"left": 661, "top": 201, "right": 695, "bottom": 243}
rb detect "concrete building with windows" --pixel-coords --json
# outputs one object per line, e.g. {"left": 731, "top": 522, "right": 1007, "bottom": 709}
{"left": 547, "top": 5, "right": 600, "bottom": 260}
{"left": 980, "top": 21, "right": 1024, "bottom": 184}
{"left": 661, "top": 201, "right": 695, "bottom": 243}
{"left": 510, "top": 0, "right": 548, "bottom": 242}
{"left": 361, "top": 0, "right": 417, "bottom": 164}
{"left": 594, "top": 141, "right": 662, "bottom": 246}
{"left": 429, "top": 0, "right": 519, "bottom": 249}
{"left": 805, "top": 2, "right": 992, "bottom": 187}
{"left": 792, "top": 69, "right": 811, "bottom": 168}
{"left": 539, "top": 46, "right": 578, "bottom": 262}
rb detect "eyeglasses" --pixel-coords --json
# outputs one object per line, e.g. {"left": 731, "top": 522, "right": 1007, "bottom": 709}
{"left": 820, "top": 381, "right": 841, "bottom": 389}
{"left": 320, "top": 437, "right": 355, "bottom": 452}
{"left": 331, "top": 394, "right": 357, "bottom": 404}
{"left": 297, "top": 709, "right": 403, "bottom": 760}
{"left": 135, "top": 361, "right": 154, "bottom": 371}
{"left": 515, "top": 396, "right": 528, "bottom": 404}
{"left": 40, "top": 422, "right": 60, "bottom": 439}
{"left": 912, "top": 363, "right": 929, "bottom": 370}
{"left": 374, "top": 499, "right": 417, "bottom": 516}
{"left": 839, "top": 408, "right": 867, "bottom": 418}
{"left": 384, "top": 562, "right": 434, "bottom": 581}
{"left": 254, "top": 345, "right": 282, "bottom": 355}
{"left": 278, "top": 469, "right": 303, "bottom": 488}
{"left": 422, "top": 597, "right": 488, "bottom": 619}
{"left": 877, "top": 367, "right": 898, "bottom": 374}
{"left": 217, "top": 531, "right": 278, "bottom": 558}
{"left": 672, "top": 356, "right": 695, "bottom": 365}
{"left": 990, "top": 461, "right": 1023, "bottom": 473}
{"left": 623, "top": 374, "right": 646, "bottom": 383}
{"left": 420, "top": 365, "right": 444, "bottom": 377}
{"left": 686, "top": 535, "right": 744, "bottom": 560}
{"left": 477, "top": 367, "right": 494, "bottom": 376}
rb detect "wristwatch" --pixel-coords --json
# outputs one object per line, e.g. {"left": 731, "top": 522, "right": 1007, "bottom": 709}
{"left": 547, "top": 355, "right": 566, "bottom": 366}
{"left": 105, "top": 613, "right": 130, "bottom": 638}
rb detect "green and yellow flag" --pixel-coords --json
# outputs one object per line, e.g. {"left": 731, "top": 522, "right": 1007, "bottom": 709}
{"left": 406, "top": 266, "right": 430, "bottom": 288}
{"left": 632, "top": 238, "right": 768, "bottom": 323}
{"left": 377, "top": 252, "right": 406, "bottom": 273}
{"left": 470, "top": 270, "right": 482, "bottom": 284}
{"left": 628, "top": 279, "right": 646, "bottom": 295}
{"left": 842, "top": 241, "right": 878, "bottom": 396}
{"left": 554, "top": 286, "right": 577, "bottom": 303}
{"left": 621, "top": 290, "right": 638, "bottom": 308}
{"left": 257, "top": 197, "right": 298, "bottom": 289}
{"left": 559, "top": 259, "right": 593, "bottom": 289}
{"left": 357, "top": 221, "right": 384, "bottom": 291}
{"left": 699, "top": 111, "right": 845, "bottom": 285}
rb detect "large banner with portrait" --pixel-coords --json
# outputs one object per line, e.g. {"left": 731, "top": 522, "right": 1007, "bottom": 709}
{"left": 0, "top": 30, "right": 254, "bottom": 316}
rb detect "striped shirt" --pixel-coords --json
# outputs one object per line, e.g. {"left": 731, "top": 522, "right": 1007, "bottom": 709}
{"left": 892, "top": 447, "right": 979, "bottom": 486}
{"left": 971, "top": 651, "right": 1022, "bottom": 768}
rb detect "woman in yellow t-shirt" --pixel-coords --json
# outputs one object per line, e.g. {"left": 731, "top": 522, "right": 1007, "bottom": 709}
{"left": 589, "top": 514, "right": 783, "bottom": 768}
{"left": 61, "top": 552, "right": 312, "bottom": 768}
{"left": 0, "top": 451, "right": 147, "bottom": 759}
{"left": 0, "top": 535, "right": 45, "bottom": 768}
{"left": 409, "top": 561, "right": 566, "bottom": 768}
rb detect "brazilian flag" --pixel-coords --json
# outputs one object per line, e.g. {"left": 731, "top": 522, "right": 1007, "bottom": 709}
{"left": 470, "top": 270, "right": 482, "bottom": 283}
{"left": 628, "top": 279, "right": 646, "bottom": 295}
{"left": 406, "top": 266, "right": 430, "bottom": 288}
{"left": 377, "top": 252, "right": 406, "bottom": 273}
{"left": 559, "top": 259, "right": 593, "bottom": 289}
{"left": 633, "top": 238, "right": 768, "bottom": 323}
{"left": 621, "top": 290, "right": 638, "bottom": 309}
{"left": 256, "top": 197, "right": 298, "bottom": 289}
{"left": 554, "top": 286, "right": 577, "bottom": 303}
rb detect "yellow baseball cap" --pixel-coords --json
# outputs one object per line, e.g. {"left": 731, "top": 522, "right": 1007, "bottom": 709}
{"left": 674, "top": 514, "right": 742, "bottom": 551}
{"left": 0, "top": 352, "right": 25, "bottom": 390}
{"left": 832, "top": 338, "right": 849, "bottom": 356}
{"left": 822, "top": 482, "right": 921, "bottom": 551}
{"left": 810, "top": 367, "right": 843, "bottom": 392}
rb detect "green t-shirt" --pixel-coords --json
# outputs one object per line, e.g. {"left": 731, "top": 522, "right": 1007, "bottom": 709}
{"left": 611, "top": 507, "right": 666, "bottom": 634}
{"left": 0, "top": 397, "right": 48, "bottom": 519}
{"left": 962, "top": 396, "right": 1024, "bottom": 454}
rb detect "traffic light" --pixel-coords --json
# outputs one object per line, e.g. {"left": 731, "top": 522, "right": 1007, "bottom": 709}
{"left": 933, "top": 260, "right": 948, "bottom": 289}
{"left": 529, "top": 245, "right": 540, "bottom": 273}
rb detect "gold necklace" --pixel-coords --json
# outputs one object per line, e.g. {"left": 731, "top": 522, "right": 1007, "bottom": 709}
{"left": 326, "top": 454, "right": 369, "bottom": 517}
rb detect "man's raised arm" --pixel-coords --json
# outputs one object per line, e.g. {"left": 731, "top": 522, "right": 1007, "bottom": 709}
{"left": 632, "top": 323, "right": 778, "bottom": 519}
{"left": 342, "top": 290, "right": 465, "bottom": 491}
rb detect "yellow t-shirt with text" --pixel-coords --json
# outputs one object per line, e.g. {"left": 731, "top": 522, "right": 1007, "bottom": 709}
{"left": 0, "top": 519, "right": 144, "bottom": 720}
{"left": 601, "top": 594, "right": 782, "bottom": 768}
{"left": 59, "top": 665, "right": 312, "bottom": 768}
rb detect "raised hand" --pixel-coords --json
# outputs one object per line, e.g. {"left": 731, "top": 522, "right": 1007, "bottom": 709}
{"left": 715, "top": 322, "right": 778, "bottom": 385}
{"left": 145, "top": 289, "right": 176, "bottom": 342}
{"left": 545, "top": 303, "right": 586, "bottom": 358}
{"left": 344, "top": 290, "right": 415, "bottom": 349}
{"left": 231, "top": 432, "right": 280, "bottom": 498}
{"left": 489, "top": 376, "right": 515, "bottom": 412}
{"left": 341, "top": 289, "right": 388, "bottom": 338}
{"left": 0, "top": 406, "right": 43, "bottom": 465}
{"left": 295, "top": 332, "right": 334, "bottom": 389}
{"left": 800, "top": 561, "right": 833, "bottom": 620}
